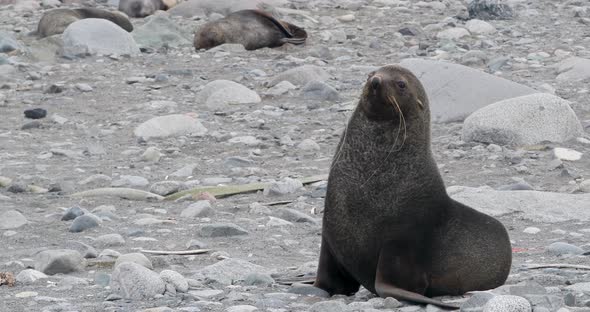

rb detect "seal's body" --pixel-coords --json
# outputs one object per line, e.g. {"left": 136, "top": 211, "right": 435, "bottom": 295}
{"left": 193, "top": 9, "right": 307, "bottom": 51}
{"left": 37, "top": 8, "right": 133, "bottom": 38}
{"left": 118, "top": 0, "right": 179, "bottom": 18}
{"left": 315, "top": 65, "right": 512, "bottom": 309}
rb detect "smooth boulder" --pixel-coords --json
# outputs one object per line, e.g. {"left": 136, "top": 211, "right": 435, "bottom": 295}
{"left": 197, "top": 80, "right": 261, "bottom": 109}
{"left": 132, "top": 13, "right": 191, "bottom": 49}
{"left": 400, "top": 58, "right": 537, "bottom": 123}
{"left": 110, "top": 262, "right": 165, "bottom": 299}
{"left": 462, "top": 93, "right": 583, "bottom": 146}
{"left": 193, "top": 258, "right": 268, "bottom": 285}
{"left": 34, "top": 249, "right": 84, "bottom": 275}
{"left": 61, "top": 18, "right": 140, "bottom": 58}
{"left": 449, "top": 186, "right": 590, "bottom": 223}
{"left": 134, "top": 114, "right": 207, "bottom": 140}
{"left": 555, "top": 57, "right": 590, "bottom": 82}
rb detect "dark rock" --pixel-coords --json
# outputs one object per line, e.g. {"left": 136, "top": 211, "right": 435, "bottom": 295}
{"left": 7, "top": 183, "right": 27, "bottom": 193}
{"left": 468, "top": 0, "right": 515, "bottom": 20}
{"left": 21, "top": 121, "right": 43, "bottom": 130}
{"left": 69, "top": 214, "right": 100, "bottom": 232}
{"left": 24, "top": 108, "right": 47, "bottom": 119}
{"left": 61, "top": 207, "right": 84, "bottom": 221}
{"left": 34, "top": 249, "right": 84, "bottom": 275}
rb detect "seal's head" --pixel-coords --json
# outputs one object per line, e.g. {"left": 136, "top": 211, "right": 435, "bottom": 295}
{"left": 361, "top": 65, "right": 428, "bottom": 121}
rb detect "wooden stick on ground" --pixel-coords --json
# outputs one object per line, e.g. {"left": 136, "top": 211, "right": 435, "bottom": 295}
{"left": 140, "top": 249, "right": 211, "bottom": 256}
{"left": 523, "top": 264, "right": 590, "bottom": 270}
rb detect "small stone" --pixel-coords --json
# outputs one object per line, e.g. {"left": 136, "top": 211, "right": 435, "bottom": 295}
{"left": 266, "top": 80, "right": 297, "bottom": 97}
{"left": 199, "top": 223, "right": 248, "bottom": 237}
{"left": 523, "top": 227, "right": 541, "bottom": 234}
{"left": 226, "top": 305, "right": 258, "bottom": 312}
{"left": 69, "top": 214, "right": 100, "bottom": 232}
{"left": 149, "top": 181, "right": 180, "bottom": 196}
{"left": 244, "top": 272, "right": 274, "bottom": 286}
{"left": 142, "top": 146, "right": 162, "bottom": 162}
{"left": 16, "top": 269, "right": 48, "bottom": 284}
{"left": 180, "top": 200, "right": 214, "bottom": 218}
{"left": 115, "top": 253, "right": 153, "bottom": 270}
{"left": 160, "top": 270, "right": 188, "bottom": 293}
{"left": 263, "top": 178, "right": 304, "bottom": 196}
{"left": 75, "top": 83, "right": 93, "bottom": 92}
{"left": 465, "top": 19, "right": 497, "bottom": 35}
{"left": 437, "top": 27, "right": 470, "bottom": 40}
{"left": 337, "top": 14, "right": 355, "bottom": 22}
{"left": 553, "top": 148, "right": 583, "bottom": 161}
{"left": 288, "top": 284, "right": 330, "bottom": 297}
{"left": 310, "top": 301, "right": 349, "bottom": 312}
{"left": 194, "top": 258, "right": 267, "bottom": 285}
{"left": 483, "top": 295, "right": 532, "bottom": 312}
{"left": 111, "top": 175, "right": 149, "bottom": 188}
{"left": 546, "top": 242, "right": 584, "bottom": 256}
{"left": 95, "top": 234, "right": 125, "bottom": 248}
{"left": 15, "top": 291, "right": 38, "bottom": 298}
{"left": 461, "top": 292, "right": 495, "bottom": 311}
{"left": 278, "top": 208, "right": 316, "bottom": 223}
{"left": 297, "top": 139, "right": 320, "bottom": 152}
{"left": 34, "top": 249, "right": 84, "bottom": 275}
{"left": 134, "top": 114, "right": 207, "bottom": 140}
{"left": 61, "top": 207, "right": 84, "bottom": 221}
{"left": 383, "top": 297, "right": 403, "bottom": 308}
{"left": 301, "top": 80, "right": 340, "bottom": 102}
{"left": 24, "top": 108, "right": 47, "bottom": 119}
{"left": 110, "top": 262, "right": 165, "bottom": 299}
{"left": 0, "top": 210, "right": 27, "bottom": 230}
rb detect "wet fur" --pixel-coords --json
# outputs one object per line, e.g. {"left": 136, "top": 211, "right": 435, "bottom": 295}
{"left": 193, "top": 9, "right": 307, "bottom": 51}
{"left": 119, "top": 0, "right": 178, "bottom": 18}
{"left": 314, "top": 65, "right": 512, "bottom": 309}
{"left": 37, "top": 8, "right": 133, "bottom": 38}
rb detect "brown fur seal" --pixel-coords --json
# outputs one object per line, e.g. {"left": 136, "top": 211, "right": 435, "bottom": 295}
{"left": 37, "top": 8, "right": 133, "bottom": 38}
{"left": 118, "top": 0, "right": 179, "bottom": 18}
{"left": 314, "top": 65, "right": 512, "bottom": 309}
{"left": 193, "top": 9, "right": 307, "bottom": 51}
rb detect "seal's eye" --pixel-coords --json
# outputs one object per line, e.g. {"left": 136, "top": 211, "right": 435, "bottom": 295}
{"left": 396, "top": 81, "right": 407, "bottom": 90}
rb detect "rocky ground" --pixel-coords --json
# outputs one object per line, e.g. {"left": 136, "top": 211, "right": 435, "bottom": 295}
{"left": 1, "top": 0, "right": 590, "bottom": 311}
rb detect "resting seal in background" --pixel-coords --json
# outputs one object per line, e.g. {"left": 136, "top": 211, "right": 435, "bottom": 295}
{"left": 36, "top": 8, "right": 133, "bottom": 38}
{"left": 314, "top": 65, "right": 512, "bottom": 309}
{"left": 193, "top": 9, "right": 307, "bottom": 51}
{"left": 118, "top": 0, "right": 180, "bottom": 18}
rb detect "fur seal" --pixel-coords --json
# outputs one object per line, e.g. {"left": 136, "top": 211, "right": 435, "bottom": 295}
{"left": 314, "top": 65, "right": 512, "bottom": 309}
{"left": 118, "top": 0, "right": 179, "bottom": 18}
{"left": 37, "top": 8, "right": 133, "bottom": 38}
{"left": 193, "top": 9, "right": 307, "bottom": 51}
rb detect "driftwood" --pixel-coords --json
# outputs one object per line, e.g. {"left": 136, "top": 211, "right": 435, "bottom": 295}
{"left": 164, "top": 174, "right": 328, "bottom": 201}
{"left": 70, "top": 188, "right": 164, "bottom": 201}
{"left": 523, "top": 264, "right": 590, "bottom": 271}
{"left": 140, "top": 249, "right": 211, "bottom": 256}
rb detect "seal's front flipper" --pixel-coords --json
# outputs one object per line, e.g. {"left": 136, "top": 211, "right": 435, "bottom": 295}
{"left": 313, "top": 237, "right": 360, "bottom": 295}
{"left": 374, "top": 241, "right": 460, "bottom": 310}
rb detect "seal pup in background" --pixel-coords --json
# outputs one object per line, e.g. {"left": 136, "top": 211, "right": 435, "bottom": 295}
{"left": 193, "top": 9, "right": 307, "bottom": 51}
{"left": 314, "top": 65, "right": 512, "bottom": 309}
{"left": 118, "top": 0, "right": 180, "bottom": 18}
{"left": 36, "top": 8, "right": 133, "bottom": 38}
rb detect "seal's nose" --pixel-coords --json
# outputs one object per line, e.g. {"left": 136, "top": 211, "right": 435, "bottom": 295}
{"left": 371, "top": 75, "right": 381, "bottom": 90}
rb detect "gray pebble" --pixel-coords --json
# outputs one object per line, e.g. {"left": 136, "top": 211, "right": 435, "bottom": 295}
{"left": 34, "top": 249, "right": 84, "bottom": 275}
{"left": 69, "top": 214, "right": 100, "bottom": 232}
{"left": 199, "top": 223, "right": 248, "bottom": 237}
{"left": 61, "top": 207, "right": 84, "bottom": 221}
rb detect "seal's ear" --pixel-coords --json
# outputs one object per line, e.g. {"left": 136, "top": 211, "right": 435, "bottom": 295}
{"left": 416, "top": 99, "right": 425, "bottom": 110}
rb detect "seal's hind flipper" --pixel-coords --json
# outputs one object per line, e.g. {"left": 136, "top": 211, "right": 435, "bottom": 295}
{"left": 253, "top": 9, "right": 307, "bottom": 45}
{"left": 374, "top": 241, "right": 460, "bottom": 310}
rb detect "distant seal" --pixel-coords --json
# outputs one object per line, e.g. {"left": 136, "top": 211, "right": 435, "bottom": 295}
{"left": 37, "top": 8, "right": 133, "bottom": 38}
{"left": 193, "top": 9, "right": 307, "bottom": 51}
{"left": 118, "top": 0, "right": 179, "bottom": 18}
{"left": 314, "top": 65, "right": 512, "bottom": 309}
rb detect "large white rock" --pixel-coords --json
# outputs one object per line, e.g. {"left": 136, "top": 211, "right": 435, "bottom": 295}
{"left": 134, "top": 114, "right": 207, "bottom": 140}
{"left": 449, "top": 186, "right": 590, "bottom": 223}
{"left": 483, "top": 295, "right": 532, "bottom": 312}
{"left": 168, "top": 0, "right": 287, "bottom": 17}
{"left": 436, "top": 27, "right": 470, "bottom": 40}
{"left": 197, "top": 80, "right": 261, "bottom": 109}
{"left": 555, "top": 57, "right": 590, "bottom": 82}
{"left": 0, "top": 210, "right": 27, "bottom": 229}
{"left": 110, "top": 262, "right": 165, "bottom": 299}
{"left": 61, "top": 18, "right": 140, "bottom": 58}
{"left": 132, "top": 13, "right": 191, "bottom": 49}
{"left": 400, "top": 59, "right": 537, "bottom": 123}
{"left": 462, "top": 93, "right": 583, "bottom": 145}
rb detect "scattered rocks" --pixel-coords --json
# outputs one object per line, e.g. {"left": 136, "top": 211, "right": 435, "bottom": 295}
{"left": 61, "top": 206, "right": 84, "bottom": 221}
{"left": 462, "top": 94, "right": 583, "bottom": 146}
{"left": 468, "top": 0, "right": 515, "bottom": 20}
{"left": 134, "top": 114, "right": 207, "bottom": 140}
{"left": 61, "top": 19, "right": 140, "bottom": 58}
{"left": 110, "top": 262, "right": 165, "bottom": 299}
{"left": 34, "top": 249, "right": 84, "bottom": 275}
